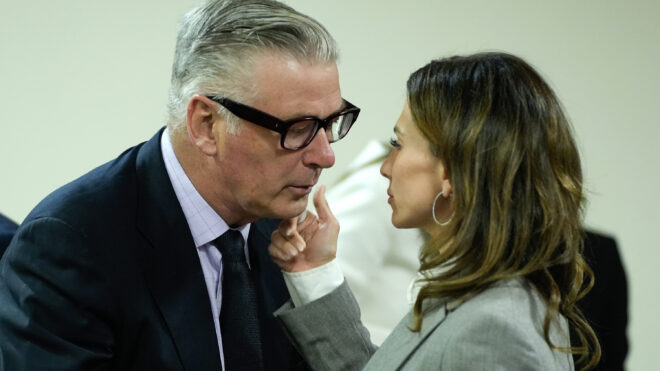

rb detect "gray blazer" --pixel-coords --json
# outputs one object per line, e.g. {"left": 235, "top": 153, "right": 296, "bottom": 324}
{"left": 276, "top": 278, "right": 574, "bottom": 370}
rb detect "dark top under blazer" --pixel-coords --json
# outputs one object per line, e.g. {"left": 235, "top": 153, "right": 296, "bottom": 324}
{"left": 0, "top": 129, "right": 307, "bottom": 371}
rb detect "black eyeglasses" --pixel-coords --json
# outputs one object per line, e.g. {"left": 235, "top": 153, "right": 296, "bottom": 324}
{"left": 206, "top": 96, "right": 360, "bottom": 150}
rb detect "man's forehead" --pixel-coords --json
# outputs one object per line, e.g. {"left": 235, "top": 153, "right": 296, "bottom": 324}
{"left": 249, "top": 54, "right": 341, "bottom": 119}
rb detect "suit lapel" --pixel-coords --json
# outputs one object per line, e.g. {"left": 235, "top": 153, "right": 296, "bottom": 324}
{"left": 248, "top": 218, "right": 289, "bottom": 314}
{"left": 135, "top": 129, "right": 221, "bottom": 370}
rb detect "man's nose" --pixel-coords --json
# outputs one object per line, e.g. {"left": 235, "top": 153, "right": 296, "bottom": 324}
{"left": 302, "top": 129, "right": 335, "bottom": 168}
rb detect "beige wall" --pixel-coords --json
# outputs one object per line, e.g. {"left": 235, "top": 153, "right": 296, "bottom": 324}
{"left": 1, "top": 1, "right": 658, "bottom": 369}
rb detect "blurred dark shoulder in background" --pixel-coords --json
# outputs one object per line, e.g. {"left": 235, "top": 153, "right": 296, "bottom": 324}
{"left": 576, "top": 230, "right": 629, "bottom": 371}
{"left": 0, "top": 214, "right": 19, "bottom": 257}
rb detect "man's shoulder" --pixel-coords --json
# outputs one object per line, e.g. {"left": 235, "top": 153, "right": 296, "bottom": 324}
{"left": 30, "top": 150, "right": 138, "bottom": 220}
{"left": 25, "top": 131, "right": 163, "bottom": 228}
{"left": 0, "top": 214, "right": 18, "bottom": 234}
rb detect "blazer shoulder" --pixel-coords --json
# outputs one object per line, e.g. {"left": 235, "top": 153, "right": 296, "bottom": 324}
{"left": 454, "top": 279, "right": 556, "bottom": 333}
{"left": 23, "top": 130, "right": 166, "bottom": 232}
{"left": 27, "top": 147, "right": 143, "bottom": 222}
{"left": 436, "top": 279, "right": 572, "bottom": 369}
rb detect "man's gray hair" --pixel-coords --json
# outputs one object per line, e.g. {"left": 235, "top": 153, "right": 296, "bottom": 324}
{"left": 166, "top": 0, "right": 338, "bottom": 134}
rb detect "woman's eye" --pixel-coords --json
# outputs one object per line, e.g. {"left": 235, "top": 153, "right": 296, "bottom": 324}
{"left": 389, "top": 138, "right": 401, "bottom": 148}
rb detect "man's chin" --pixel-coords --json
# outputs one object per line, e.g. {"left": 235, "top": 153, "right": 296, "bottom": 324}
{"left": 265, "top": 197, "right": 309, "bottom": 220}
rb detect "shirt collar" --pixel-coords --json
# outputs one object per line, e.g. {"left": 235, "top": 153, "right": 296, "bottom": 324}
{"left": 160, "top": 128, "right": 250, "bottom": 247}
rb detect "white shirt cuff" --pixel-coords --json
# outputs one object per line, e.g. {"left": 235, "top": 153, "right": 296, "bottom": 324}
{"left": 282, "top": 260, "right": 344, "bottom": 307}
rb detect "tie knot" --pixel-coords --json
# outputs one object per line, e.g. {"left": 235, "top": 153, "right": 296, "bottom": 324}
{"left": 215, "top": 230, "right": 246, "bottom": 264}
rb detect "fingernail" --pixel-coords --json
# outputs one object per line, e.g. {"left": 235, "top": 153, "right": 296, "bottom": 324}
{"left": 295, "top": 242, "right": 305, "bottom": 252}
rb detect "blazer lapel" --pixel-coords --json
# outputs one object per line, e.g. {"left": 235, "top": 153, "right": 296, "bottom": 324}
{"left": 368, "top": 300, "right": 450, "bottom": 371}
{"left": 398, "top": 302, "right": 452, "bottom": 370}
{"left": 135, "top": 129, "right": 221, "bottom": 370}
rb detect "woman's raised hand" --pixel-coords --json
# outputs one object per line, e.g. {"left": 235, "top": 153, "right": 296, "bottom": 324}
{"left": 268, "top": 185, "right": 339, "bottom": 272}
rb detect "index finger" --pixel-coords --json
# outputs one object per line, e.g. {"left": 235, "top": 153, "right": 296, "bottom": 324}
{"left": 313, "top": 185, "right": 336, "bottom": 224}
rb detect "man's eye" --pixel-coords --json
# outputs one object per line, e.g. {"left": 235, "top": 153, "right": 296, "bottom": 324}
{"left": 288, "top": 121, "right": 314, "bottom": 135}
{"left": 389, "top": 138, "right": 400, "bottom": 148}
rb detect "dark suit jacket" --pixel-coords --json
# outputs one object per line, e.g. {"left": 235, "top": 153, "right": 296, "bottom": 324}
{"left": 572, "top": 230, "right": 629, "bottom": 371}
{"left": 0, "top": 214, "right": 18, "bottom": 258}
{"left": 0, "top": 129, "right": 307, "bottom": 370}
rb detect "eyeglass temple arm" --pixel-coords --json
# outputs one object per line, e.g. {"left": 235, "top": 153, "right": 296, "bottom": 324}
{"left": 209, "top": 96, "right": 286, "bottom": 133}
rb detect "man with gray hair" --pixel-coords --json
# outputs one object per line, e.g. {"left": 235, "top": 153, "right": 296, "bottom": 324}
{"left": 0, "top": 1, "right": 359, "bottom": 370}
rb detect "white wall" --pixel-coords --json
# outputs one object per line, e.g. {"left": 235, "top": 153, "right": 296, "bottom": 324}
{"left": 1, "top": 1, "right": 658, "bottom": 369}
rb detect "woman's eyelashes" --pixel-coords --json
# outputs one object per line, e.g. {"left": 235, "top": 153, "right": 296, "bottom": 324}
{"left": 389, "top": 137, "right": 401, "bottom": 148}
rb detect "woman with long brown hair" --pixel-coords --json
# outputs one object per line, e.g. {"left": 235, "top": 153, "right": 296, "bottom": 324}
{"left": 269, "top": 52, "right": 600, "bottom": 370}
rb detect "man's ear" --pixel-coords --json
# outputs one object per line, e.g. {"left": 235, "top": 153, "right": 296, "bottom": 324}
{"left": 186, "top": 95, "right": 221, "bottom": 156}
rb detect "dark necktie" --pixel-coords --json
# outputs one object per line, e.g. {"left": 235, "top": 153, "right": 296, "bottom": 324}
{"left": 215, "top": 230, "right": 263, "bottom": 371}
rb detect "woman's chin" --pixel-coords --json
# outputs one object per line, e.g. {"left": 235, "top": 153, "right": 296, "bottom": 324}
{"left": 391, "top": 216, "right": 413, "bottom": 229}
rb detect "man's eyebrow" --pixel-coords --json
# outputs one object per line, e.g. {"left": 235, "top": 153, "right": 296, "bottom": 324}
{"left": 328, "top": 99, "right": 349, "bottom": 116}
{"left": 286, "top": 100, "right": 347, "bottom": 121}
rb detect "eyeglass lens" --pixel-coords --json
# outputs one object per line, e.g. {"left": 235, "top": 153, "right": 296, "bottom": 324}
{"left": 283, "top": 112, "right": 356, "bottom": 150}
